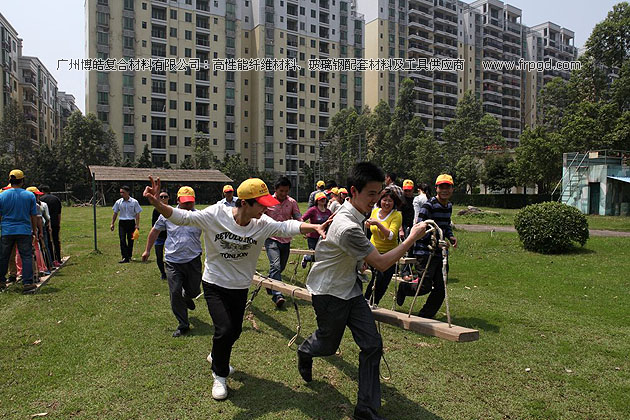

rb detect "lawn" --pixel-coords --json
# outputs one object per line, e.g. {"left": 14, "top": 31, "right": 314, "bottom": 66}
{"left": 1, "top": 205, "right": 628, "bottom": 419}
{"left": 452, "top": 205, "right": 630, "bottom": 232}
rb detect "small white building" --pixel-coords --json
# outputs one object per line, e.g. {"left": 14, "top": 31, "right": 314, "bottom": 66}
{"left": 559, "top": 151, "right": 630, "bottom": 216}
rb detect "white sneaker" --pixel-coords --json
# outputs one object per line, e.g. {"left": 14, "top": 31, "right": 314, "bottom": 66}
{"left": 211, "top": 372, "right": 228, "bottom": 400}
{"left": 206, "top": 354, "right": 235, "bottom": 376}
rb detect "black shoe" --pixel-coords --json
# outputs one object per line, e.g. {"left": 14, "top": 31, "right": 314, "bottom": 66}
{"left": 119, "top": 258, "right": 130, "bottom": 264}
{"left": 297, "top": 350, "right": 312, "bottom": 383}
{"left": 396, "top": 284, "right": 407, "bottom": 307}
{"left": 273, "top": 295, "right": 286, "bottom": 309}
{"left": 186, "top": 299, "right": 195, "bottom": 311}
{"left": 172, "top": 327, "right": 189, "bottom": 337}
{"left": 8, "top": 276, "right": 16, "bottom": 283}
{"left": 161, "top": 273, "right": 167, "bottom": 280}
{"left": 22, "top": 284, "right": 37, "bottom": 294}
{"left": 354, "top": 406, "right": 387, "bottom": 420}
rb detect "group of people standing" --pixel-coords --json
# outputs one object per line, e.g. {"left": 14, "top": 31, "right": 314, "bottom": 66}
{"left": 134, "top": 161, "right": 456, "bottom": 420}
{"left": 0, "top": 169, "right": 63, "bottom": 293}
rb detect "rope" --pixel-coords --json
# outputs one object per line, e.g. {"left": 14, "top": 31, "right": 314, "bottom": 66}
{"left": 287, "top": 288, "right": 302, "bottom": 347}
{"left": 245, "top": 272, "right": 266, "bottom": 311}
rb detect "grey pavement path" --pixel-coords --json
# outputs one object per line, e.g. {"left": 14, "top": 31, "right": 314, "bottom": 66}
{"left": 454, "top": 224, "right": 630, "bottom": 237}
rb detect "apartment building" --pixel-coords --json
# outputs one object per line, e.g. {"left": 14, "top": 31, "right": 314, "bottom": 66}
{"left": 86, "top": 0, "right": 364, "bottom": 182}
{"left": 18, "top": 56, "right": 60, "bottom": 146}
{"left": 1, "top": 13, "right": 21, "bottom": 119}
{"left": 366, "top": 0, "right": 526, "bottom": 145}
{"left": 58, "top": 91, "right": 80, "bottom": 133}
{"left": 366, "top": 0, "right": 461, "bottom": 134}
{"left": 523, "top": 22, "right": 577, "bottom": 128}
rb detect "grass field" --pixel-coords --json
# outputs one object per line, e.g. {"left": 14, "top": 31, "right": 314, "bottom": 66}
{"left": 452, "top": 205, "right": 630, "bottom": 232}
{"left": 1, "top": 205, "right": 628, "bottom": 419}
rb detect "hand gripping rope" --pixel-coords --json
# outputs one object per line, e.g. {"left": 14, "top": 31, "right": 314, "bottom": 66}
{"left": 407, "top": 220, "right": 452, "bottom": 328}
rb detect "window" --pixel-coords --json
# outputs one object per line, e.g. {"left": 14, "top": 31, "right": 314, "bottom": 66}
{"left": 169, "top": 100, "right": 177, "bottom": 110}
{"left": 185, "top": 102, "right": 191, "bottom": 111}
{"left": 97, "top": 31, "right": 108, "bottom": 45}
{"left": 169, "top": 118, "right": 177, "bottom": 128}
{"left": 170, "top": 45, "right": 177, "bottom": 55}
{"left": 185, "top": 12, "right": 192, "bottom": 22}
{"left": 123, "top": 94, "right": 134, "bottom": 107}
{"left": 170, "top": 81, "right": 177, "bottom": 91}
{"left": 185, "top": 137, "right": 192, "bottom": 146}
{"left": 123, "top": 113, "right": 134, "bottom": 126}
{"left": 169, "top": 154, "right": 177, "bottom": 164}
{"left": 123, "top": 36, "right": 134, "bottom": 49}
{"left": 97, "top": 92, "right": 108, "bottom": 104}
{"left": 170, "top": 27, "right": 177, "bottom": 37}
{"left": 123, "top": 17, "right": 134, "bottom": 30}
{"left": 97, "top": 72, "right": 108, "bottom": 84}
{"left": 185, "top": 120, "right": 192, "bottom": 129}
{"left": 170, "top": 9, "right": 177, "bottom": 19}
{"left": 96, "top": 12, "right": 108, "bottom": 25}
{"left": 185, "top": 30, "right": 192, "bottom": 40}
{"left": 124, "top": 0, "right": 134, "bottom": 10}
{"left": 169, "top": 136, "right": 177, "bottom": 146}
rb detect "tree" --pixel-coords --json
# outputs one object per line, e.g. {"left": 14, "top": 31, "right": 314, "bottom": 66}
{"left": 443, "top": 91, "right": 504, "bottom": 182}
{"left": 483, "top": 154, "right": 516, "bottom": 193}
{"left": 322, "top": 107, "right": 369, "bottom": 182}
{"left": 57, "top": 112, "right": 119, "bottom": 198}
{"left": 136, "top": 144, "right": 153, "bottom": 168}
{"left": 366, "top": 101, "right": 392, "bottom": 169}
{"left": 538, "top": 77, "right": 572, "bottom": 130}
{"left": 220, "top": 153, "right": 257, "bottom": 185}
{"left": 411, "top": 132, "right": 443, "bottom": 187}
{"left": 585, "top": 2, "right": 630, "bottom": 69}
{"left": 560, "top": 100, "right": 619, "bottom": 152}
{"left": 0, "top": 99, "right": 33, "bottom": 174}
{"left": 179, "top": 155, "right": 195, "bottom": 169}
{"left": 513, "top": 127, "right": 564, "bottom": 194}
{"left": 192, "top": 133, "right": 218, "bottom": 169}
{"left": 455, "top": 155, "right": 482, "bottom": 193}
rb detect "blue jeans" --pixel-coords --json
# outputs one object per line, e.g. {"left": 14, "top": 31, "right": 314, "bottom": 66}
{"left": 1, "top": 235, "right": 34, "bottom": 285}
{"left": 304, "top": 237, "right": 319, "bottom": 263}
{"left": 265, "top": 238, "right": 290, "bottom": 300}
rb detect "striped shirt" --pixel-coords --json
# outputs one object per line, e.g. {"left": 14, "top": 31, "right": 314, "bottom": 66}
{"left": 413, "top": 196, "right": 453, "bottom": 257}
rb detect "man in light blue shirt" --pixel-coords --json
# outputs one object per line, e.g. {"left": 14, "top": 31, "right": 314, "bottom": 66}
{"left": 111, "top": 185, "right": 142, "bottom": 263}
{"left": 0, "top": 170, "right": 39, "bottom": 293}
{"left": 142, "top": 186, "right": 202, "bottom": 337}
{"left": 217, "top": 184, "right": 238, "bottom": 207}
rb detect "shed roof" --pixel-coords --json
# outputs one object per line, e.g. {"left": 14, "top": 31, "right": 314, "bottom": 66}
{"left": 89, "top": 166, "right": 232, "bottom": 183}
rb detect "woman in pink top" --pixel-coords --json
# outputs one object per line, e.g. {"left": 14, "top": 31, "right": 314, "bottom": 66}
{"left": 299, "top": 192, "right": 332, "bottom": 268}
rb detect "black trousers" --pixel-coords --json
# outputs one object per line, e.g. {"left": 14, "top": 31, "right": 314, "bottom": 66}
{"left": 50, "top": 224, "right": 61, "bottom": 262}
{"left": 364, "top": 264, "right": 396, "bottom": 305}
{"left": 298, "top": 293, "right": 383, "bottom": 411}
{"left": 155, "top": 243, "right": 166, "bottom": 276}
{"left": 399, "top": 254, "right": 448, "bottom": 319}
{"left": 203, "top": 282, "right": 248, "bottom": 378}
{"left": 165, "top": 256, "right": 202, "bottom": 330}
{"left": 118, "top": 219, "right": 135, "bottom": 260}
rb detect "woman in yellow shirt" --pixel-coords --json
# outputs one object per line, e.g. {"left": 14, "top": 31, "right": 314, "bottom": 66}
{"left": 364, "top": 188, "right": 402, "bottom": 305}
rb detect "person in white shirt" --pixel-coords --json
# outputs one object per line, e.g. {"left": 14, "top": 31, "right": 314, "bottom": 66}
{"left": 110, "top": 185, "right": 142, "bottom": 263}
{"left": 143, "top": 176, "right": 329, "bottom": 401}
{"left": 217, "top": 184, "right": 238, "bottom": 207}
{"left": 412, "top": 183, "right": 429, "bottom": 223}
{"left": 297, "top": 162, "right": 427, "bottom": 420}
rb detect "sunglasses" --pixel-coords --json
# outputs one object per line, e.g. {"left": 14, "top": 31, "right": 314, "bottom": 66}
{"left": 159, "top": 195, "right": 169, "bottom": 199}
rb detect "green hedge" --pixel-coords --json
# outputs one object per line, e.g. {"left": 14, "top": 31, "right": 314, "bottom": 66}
{"left": 451, "top": 193, "right": 558, "bottom": 209}
{"left": 514, "top": 202, "right": 589, "bottom": 254}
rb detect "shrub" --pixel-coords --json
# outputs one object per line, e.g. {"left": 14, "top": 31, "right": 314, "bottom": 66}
{"left": 514, "top": 202, "right": 589, "bottom": 254}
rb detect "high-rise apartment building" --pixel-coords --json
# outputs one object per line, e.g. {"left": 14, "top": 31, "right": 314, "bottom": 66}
{"left": 86, "top": 0, "right": 364, "bottom": 183}
{"left": 1, "top": 13, "right": 21, "bottom": 118}
{"left": 523, "top": 22, "right": 577, "bottom": 128}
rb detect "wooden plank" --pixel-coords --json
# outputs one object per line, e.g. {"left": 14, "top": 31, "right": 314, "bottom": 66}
{"left": 25, "top": 257, "right": 70, "bottom": 294}
{"left": 252, "top": 275, "right": 479, "bottom": 342}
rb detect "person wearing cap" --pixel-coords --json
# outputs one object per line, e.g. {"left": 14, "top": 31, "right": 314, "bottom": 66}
{"left": 0, "top": 185, "right": 19, "bottom": 284}
{"left": 150, "top": 190, "right": 170, "bottom": 280}
{"left": 396, "top": 174, "right": 457, "bottom": 319}
{"left": 327, "top": 187, "right": 343, "bottom": 214}
{"left": 0, "top": 170, "right": 39, "bottom": 293}
{"left": 218, "top": 185, "right": 238, "bottom": 207}
{"left": 299, "top": 191, "right": 332, "bottom": 268}
{"left": 263, "top": 176, "right": 302, "bottom": 308}
{"left": 297, "top": 162, "right": 428, "bottom": 420}
{"left": 399, "top": 180, "right": 417, "bottom": 281}
{"left": 143, "top": 176, "right": 329, "bottom": 401}
{"left": 142, "top": 187, "right": 203, "bottom": 337}
{"left": 307, "top": 180, "right": 326, "bottom": 208}
{"left": 39, "top": 185, "right": 63, "bottom": 267}
{"left": 111, "top": 185, "right": 143, "bottom": 263}
{"left": 338, "top": 187, "right": 349, "bottom": 202}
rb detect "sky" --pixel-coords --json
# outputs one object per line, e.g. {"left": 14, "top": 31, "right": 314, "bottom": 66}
{"left": 0, "top": 0, "right": 620, "bottom": 114}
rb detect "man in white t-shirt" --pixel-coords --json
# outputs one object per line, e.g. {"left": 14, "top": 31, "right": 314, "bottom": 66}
{"left": 143, "top": 176, "right": 329, "bottom": 401}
